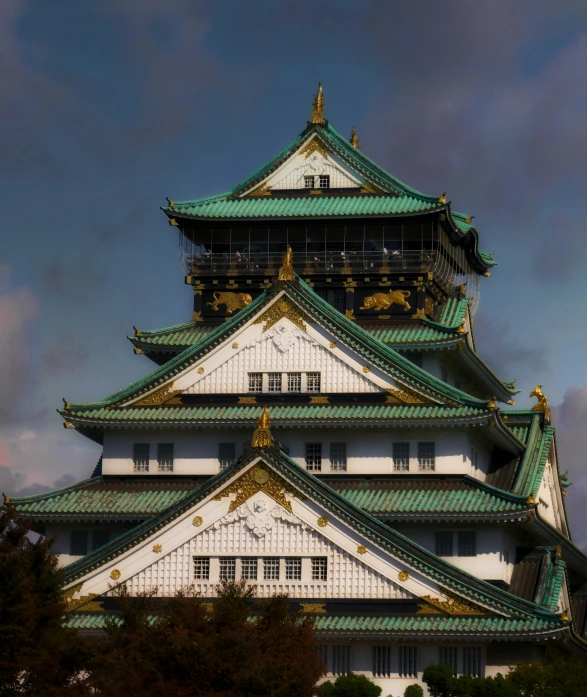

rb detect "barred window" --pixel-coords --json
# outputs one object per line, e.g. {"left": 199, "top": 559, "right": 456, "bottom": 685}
{"left": 267, "top": 373, "right": 282, "bottom": 393}
{"left": 418, "top": 441, "right": 435, "bottom": 471}
{"left": 458, "top": 531, "right": 477, "bottom": 557}
{"left": 157, "top": 443, "right": 174, "bottom": 472}
{"left": 218, "top": 443, "right": 236, "bottom": 470}
{"left": 133, "top": 443, "right": 150, "bottom": 472}
{"left": 305, "top": 443, "right": 322, "bottom": 472}
{"left": 288, "top": 373, "right": 302, "bottom": 392}
{"left": 393, "top": 442, "right": 410, "bottom": 471}
{"left": 70, "top": 530, "right": 88, "bottom": 556}
{"left": 248, "top": 373, "right": 263, "bottom": 393}
{"left": 435, "top": 531, "right": 454, "bottom": 557}
{"left": 330, "top": 443, "right": 347, "bottom": 471}
{"left": 331, "top": 291, "right": 346, "bottom": 312}
{"left": 439, "top": 646, "right": 458, "bottom": 676}
{"left": 331, "top": 645, "right": 350, "bottom": 676}
{"left": 304, "top": 175, "right": 315, "bottom": 189}
{"left": 462, "top": 647, "right": 482, "bottom": 678}
{"left": 311, "top": 557, "right": 327, "bottom": 581}
{"left": 193, "top": 557, "right": 210, "bottom": 580}
{"left": 373, "top": 645, "right": 392, "bottom": 678}
{"left": 399, "top": 645, "right": 417, "bottom": 678}
{"left": 264, "top": 558, "right": 280, "bottom": 580}
{"left": 241, "top": 557, "right": 257, "bottom": 580}
{"left": 285, "top": 557, "right": 302, "bottom": 581}
{"left": 307, "top": 372, "right": 321, "bottom": 392}
{"left": 92, "top": 530, "right": 110, "bottom": 552}
{"left": 318, "top": 645, "right": 329, "bottom": 669}
{"left": 219, "top": 557, "right": 236, "bottom": 581}
{"left": 319, "top": 175, "right": 330, "bottom": 189}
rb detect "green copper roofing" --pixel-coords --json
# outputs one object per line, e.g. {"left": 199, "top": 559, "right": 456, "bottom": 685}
{"left": 510, "top": 414, "right": 555, "bottom": 497}
{"left": 426, "top": 297, "right": 469, "bottom": 331}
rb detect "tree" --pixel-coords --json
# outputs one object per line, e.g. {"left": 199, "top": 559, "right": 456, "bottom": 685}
{"left": 318, "top": 673, "right": 382, "bottom": 697}
{"left": 506, "top": 647, "right": 587, "bottom": 697}
{"left": 404, "top": 685, "right": 424, "bottom": 697}
{"left": 422, "top": 663, "right": 521, "bottom": 697}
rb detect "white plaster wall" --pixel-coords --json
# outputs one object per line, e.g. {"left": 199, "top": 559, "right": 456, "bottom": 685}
{"left": 536, "top": 460, "right": 561, "bottom": 530}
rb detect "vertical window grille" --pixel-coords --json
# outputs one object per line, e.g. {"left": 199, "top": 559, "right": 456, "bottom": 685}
{"left": 462, "top": 647, "right": 482, "bottom": 677}
{"left": 307, "top": 372, "right": 321, "bottom": 393}
{"left": 219, "top": 558, "right": 236, "bottom": 581}
{"left": 373, "top": 645, "right": 392, "bottom": 678}
{"left": 248, "top": 373, "right": 263, "bottom": 393}
{"left": 70, "top": 531, "right": 88, "bottom": 556}
{"left": 332, "top": 291, "right": 346, "bottom": 312}
{"left": 241, "top": 557, "right": 258, "bottom": 580}
{"left": 435, "top": 531, "right": 454, "bottom": 557}
{"left": 458, "top": 531, "right": 477, "bottom": 557}
{"left": 471, "top": 448, "right": 479, "bottom": 472}
{"left": 439, "top": 646, "right": 458, "bottom": 676}
{"left": 218, "top": 443, "right": 236, "bottom": 470}
{"left": 288, "top": 372, "right": 302, "bottom": 392}
{"left": 319, "top": 175, "right": 330, "bottom": 189}
{"left": 311, "top": 557, "right": 327, "bottom": 581}
{"left": 398, "top": 645, "right": 417, "bottom": 678}
{"left": 193, "top": 557, "right": 210, "bottom": 580}
{"left": 267, "top": 373, "right": 282, "bottom": 393}
{"left": 133, "top": 443, "right": 150, "bottom": 473}
{"left": 331, "top": 645, "right": 351, "bottom": 676}
{"left": 418, "top": 442, "right": 435, "bottom": 471}
{"left": 305, "top": 443, "right": 322, "bottom": 472}
{"left": 318, "top": 645, "right": 329, "bottom": 670}
{"left": 393, "top": 442, "right": 410, "bottom": 471}
{"left": 92, "top": 530, "right": 110, "bottom": 552}
{"left": 263, "top": 558, "right": 280, "bottom": 580}
{"left": 330, "top": 443, "right": 347, "bottom": 471}
{"left": 304, "top": 175, "right": 315, "bottom": 189}
{"left": 157, "top": 443, "right": 174, "bottom": 472}
{"left": 285, "top": 557, "right": 302, "bottom": 580}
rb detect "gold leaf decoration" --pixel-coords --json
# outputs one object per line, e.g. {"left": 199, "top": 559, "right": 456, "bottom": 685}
{"left": 134, "top": 384, "right": 181, "bottom": 406}
{"left": 110, "top": 569, "right": 121, "bottom": 580}
{"left": 398, "top": 571, "right": 409, "bottom": 582}
{"left": 247, "top": 182, "right": 271, "bottom": 197}
{"left": 192, "top": 516, "right": 203, "bottom": 527}
{"left": 301, "top": 138, "right": 330, "bottom": 159}
{"left": 300, "top": 603, "right": 327, "bottom": 614}
{"left": 385, "top": 387, "right": 427, "bottom": 404}
{"left": 153, "top": 544, "right": 162, "bottom": 553}
{"left": 238, "top": 396, "right": 257, "bottom": 404}
{"left": 254, "top": 297, "right": 310, "bottom": 332}
{"left": 310, "top": 396, "right": 329, "bottom": 404}
{"left": 357, "top": 545, "right": 367, "bottom": 555}
{"left": 417, "top": 587, "right": 488, "bottom": 616}
{"left": 317, "top": 516, "right": 328, "bottom": 527}
{"left": 212, "top": 465, "right": 302, "bottom": 513}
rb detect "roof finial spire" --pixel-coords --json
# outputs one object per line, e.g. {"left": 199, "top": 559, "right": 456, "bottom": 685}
{"left": 350, "top": 126, "right": 360, "bottom": 149}
{"left": 278, "top": 246, "right": 295, "bottom": 281}
{"left": 311, "top": 82, "right": 325, "bottom": 125}
{"left": 530, "top": 385, "right": 551, "bottom": 422}
{"left": 252, "top": 406, "right": 273, "bottom": 448}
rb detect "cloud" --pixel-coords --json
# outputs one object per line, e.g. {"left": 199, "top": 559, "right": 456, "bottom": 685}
{"left": 0, "top": 466, "right": 78, "bottom": 498}
{"left": 40, "top": 332, "right": 90, "bottom": 377}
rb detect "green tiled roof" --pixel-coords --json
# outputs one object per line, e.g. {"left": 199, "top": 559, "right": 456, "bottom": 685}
{"left": 428, "top": 297, "right": 469, "bottom": 330}
{"left": 510, "top": 413, "right": 555, "bottom": 497}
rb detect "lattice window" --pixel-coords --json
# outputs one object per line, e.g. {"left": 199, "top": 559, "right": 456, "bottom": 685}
{"left": 439, "top": 646, "right": 458, "bottom": 676}
{"left": 462, "top": 647, "right": 482, "bottom": 678}
{"left": 133, "top": 443, "right": 150, "bottom": 472}
{"left": 218, "top": 443, "right": 236, "bottom": 470}
{"left": 267, "top": 373, "right": 282, "bottom": 393}
{"left": 458, "top": 531, "right": 477, "bottom": 557}
{"left": 319, "top": 174, "right": 330, "bottom": 189}
{"left": 418, "top": 441, "right": 435, "bottom": 471}
{"left": 399, "top": 645, "right": 417, "bottom": 678}
{"left": 92, "top": 530, "right": 110, "bottom": 552}
{"left": 318, "top": 645, "right": 329, "bottom": 670}
{"left": 373, "top": 645, "right": 392, "bottom": 678}
{"left": 331, "top": 645, "right": 350, "bottom": 676}
{"left": 219, "top": 558, "right": 236, "bottom": 581}
{"left": 311, "top": 557, "right": 327, "bottom": 581}
{"left": 304, "top": 175, "right": 315, "bottom": 189}
{"left": 241, "top": 557, "right": 258, "bottom": 580}
{"left": 307, "top": 372, "right": 321, "bottom": 393}
{"left": 288, "top": 373, "right": 302, "bottom": 392}
{"left": 330, "top": 443, "right": 347, "bottom": 471}
{"left": 193, "top": 557, "right": 210, "bottom": 580}
{"left": 393, "top": 442, "right": 410, "bottom": 471}
{"left": 285, "top": 557, "right": 302, "bottom": 580}
{"left": 435, "top": 531, "right": 454, "bottom": 557}
{"left": 264, "top": 558, "right": 280, "bottom": 580}
{"left": 248, "top": 373, "right": 263, "bottom": 393}
{"left": 305, "top": 443, "right": 322, "bottom": 472}
{"left": 70, "top": 530, "right": 87, "bottom": 556}
{"left": 157, "top": 443, "right": 174, "bottom": 472}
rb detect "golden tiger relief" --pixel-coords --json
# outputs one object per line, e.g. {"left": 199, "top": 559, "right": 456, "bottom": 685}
{"left": 207, "top": 291, "right": 253, "bottom": 314}
{"left": 359, "top": 289, "right": 411, "bottom": 312}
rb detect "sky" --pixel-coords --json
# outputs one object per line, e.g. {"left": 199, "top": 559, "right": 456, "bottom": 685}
{"left": 1, "top": 0, "right": 586, "bottom": 540}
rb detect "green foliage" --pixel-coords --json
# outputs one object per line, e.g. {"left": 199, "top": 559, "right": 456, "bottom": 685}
{"left": 506, "top": 647, "right": 587, "bottom": 697}
{"left": 423, "top": 663, "right": 522, "bottom": 697}
{"left": 404, "top": 684, "right": 424, "bottom": 697}
{"left": 317, "top": 672, "right": 382, "bottom": 697}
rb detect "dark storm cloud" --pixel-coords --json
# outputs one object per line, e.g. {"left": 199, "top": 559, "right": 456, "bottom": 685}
{"left": 0, "top": 467, "right": 77, "bottom": 497}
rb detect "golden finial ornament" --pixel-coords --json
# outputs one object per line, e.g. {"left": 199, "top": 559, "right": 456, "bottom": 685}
{"left": 2, "top": 492, "right": 11, "bottom": 506}
{"left": 350, "top": 126, "right": 360, "bottom": 149}
{"left": 278, "top": 246, "right": 295, "bottom": 281}
{"left": 251, "top": 406, "right": 273, "bottom": 448}
{"left": 465, "top": 215, "right": 475, "bottom": 225}
{"left": 530, "top": 385, "right": 551, "bottom": 422}
{"left": 438, "top": 192, "right": 447, "bottom": 204}
{"left": 311, "top": 82, "right": 325, "bottom": 124}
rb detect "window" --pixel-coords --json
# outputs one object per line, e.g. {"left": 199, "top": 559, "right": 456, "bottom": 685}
{"left": 418, "top": 442, "right": 435, "bottom": 471}
{"left": 435, "top": 531, "right": 454, "bottom": 557}
{"left": 439, "top": 646, "right": 458, "bottom": 676}
{"left": 92, "top": 530, "right": 110, "bottom": 552}
{"left": 193, "top": 557, "right": 210, "bottom": 580}
{"left": 393, "top": 442, "right": 410, "bottom": 471}
{"left": 241, "top": 557, "right": 258, "bottom": 580}
{"left": 304, "top": 175, "right": 315, "bottom": 189}
{"left": 219, "top": 558, "right": 236, "bottom": 581}
{"left": 399, "top": 645, "right": 417, "bottom": 678}
{"left": 267, "top": 373, "right": 282, "bottom": 393}
{"left": 264, "top": 558, "right": 280, "bottom": 580}
{"left": 331, "top": 645, "right": 350, "bottom": 676}
{"left": 305, "top": 443, "right": 322, "bottom": 472}
{"left": 70, "top": 530, "right": 88, "bottom": 556}
{"left": 471, "top": 448, "right": 479, "bottom": 472}
{"left": 285, "top": 557, "right": 302, "bottom": 581}
{"left": 373, "top": 645, "right": 392, "bottom": 678}
{"left": 319, "top": 175, "right": 330, "bottom": 189}
{"left": 249, "top": 373, "right": 262, "bottom": 393}
{"left": 330, "top": 443, "right": 347, "bottom": 471}
{"left": 307, "top": 372, "right": 321, "bottom": 393}
{"left": 317, "top": 288, "right": 346, "bottom": 312}
{"left": 157, "top": 443, "right": 174, "bottom": 472}
{"left": 288, "top": 373, "right": 302, "bottom": 392}
{"left": 133, "top": 443, "right": 150, "bottom": 472}
{"left": 458, "top": 531, "right": 477, "bottom": 557}
{"left": 218, "top": 443, "right": 236, "bottom": 470}
{"left": 311, "top": 557, "right": 327, "bottom": 581}
{"left": 462, "top": 647, "right": 482, "bottom": 677}
{"left": 318, "top": 645, "right": 329, "bottom": 669}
